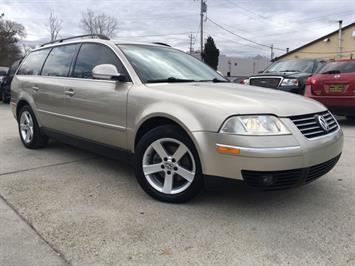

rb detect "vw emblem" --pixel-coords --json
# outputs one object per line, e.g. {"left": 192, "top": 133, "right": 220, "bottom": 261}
{"left": 317, "top": 115, "right": 329, "bottom": 132}
{"left": 334, "top": 74, "right": 341, "bottom": 79}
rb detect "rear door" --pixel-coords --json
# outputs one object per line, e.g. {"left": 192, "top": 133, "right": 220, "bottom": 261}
{"left": 36, "top": 43, "right": 79, "bottom": 131}
{"left": 313, "top": 61, "right": 355, "bottom": 96}
{"left": 62, "top": 42, "right": 132, "bottom": 149}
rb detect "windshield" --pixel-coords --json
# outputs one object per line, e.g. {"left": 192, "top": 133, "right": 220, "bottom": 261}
{"left": 118, "top": 44, "right": 226, "bottom": 83}
{"left": 318, "top": 61, "right": 355, "bottom": 74}
{"left": 264, "top": 60, "right": 314, "bottom": 73}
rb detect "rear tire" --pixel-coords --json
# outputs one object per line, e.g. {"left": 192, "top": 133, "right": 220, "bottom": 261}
{"left": 134, "top": 125, "right": 203, "bottom": 203}
{"left": 18, "top": 105, "right": 48, "bottom": 149}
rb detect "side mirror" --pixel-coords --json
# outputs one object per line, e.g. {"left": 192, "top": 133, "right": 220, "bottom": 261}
{"left": 92, "top": 64, "right": 125, "bottom": 81}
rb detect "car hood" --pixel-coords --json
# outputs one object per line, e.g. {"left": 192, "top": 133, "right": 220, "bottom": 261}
{"left": 145, "top": 82, "right": 326, "bottom": 117}
{"left": 249, "top": 72, "right": 311, "bottom": 79}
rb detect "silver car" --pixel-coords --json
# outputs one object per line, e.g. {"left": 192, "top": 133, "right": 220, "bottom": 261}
{"left": 10, "top": 35, "right": 343, "bottom": 202}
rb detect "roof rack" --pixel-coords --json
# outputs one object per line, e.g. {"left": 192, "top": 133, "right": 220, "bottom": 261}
{"left": 40, "top": 34, "right": 110, "bottom": 47}
{"left": 153, "top": 42, "right": 171, "bottom": 47}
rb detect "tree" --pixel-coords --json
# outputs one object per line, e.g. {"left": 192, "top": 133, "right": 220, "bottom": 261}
{"left": 202, "top": 36, "right": 219, "bottom": 70}
{"left": 0, "top": 13, "right": 26, "bottom": 66}
{"left": 80, "top": 9, "right": 118, "bottom": 38}
{"left": 48, "top": 11, "right": 62, "bottom": 41}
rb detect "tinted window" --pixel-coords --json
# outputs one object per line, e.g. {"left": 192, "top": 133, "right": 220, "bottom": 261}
{"left": 17, "top": 49, "right": 50, "bottom": 75}
{"left": 42, "top": 44, "right": 78, "bottom": 77}
{"left": 72, "top": 43, "right": 126, "bottom": 79}
{"left": 9, "top": 60, "right": 21, "bottom": 76}
{"left": 319, "top": 61, "right": 355, "bottom": 74}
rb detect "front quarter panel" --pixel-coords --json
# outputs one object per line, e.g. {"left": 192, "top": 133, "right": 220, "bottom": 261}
{"left": 126, "top": 85, "right": 207, "bottom": 152}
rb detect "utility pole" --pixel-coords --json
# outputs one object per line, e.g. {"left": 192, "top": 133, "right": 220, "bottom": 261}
{"left": 200, "top": 0, "right": 207, "bottom": 59}
{"left": 270, "top": 44, "right": 274, "bottom": 61}
{"left": 337, "top": 20, "right": 343, "bottom": 58}
{"left": 194, "top": 0, "right": 207, "bottom": 59}
{"left": 188, "top": 33, "right": 195, "bottom": 54}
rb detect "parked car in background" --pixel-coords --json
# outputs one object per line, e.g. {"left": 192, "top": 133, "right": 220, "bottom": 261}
{"left": 10, "top": 35, "right": 343, "bottom": 202}
{"left": 243, "top": 59, "right": 326, "bottom": 94}
{"left": 0, "top": 60, "right": 21, "bottom": 103}
{"left": 305, "top": 59, "right": 355, "bottom": 120}
{"left": 0, "top": 67, "right": 9, "bottom": 84}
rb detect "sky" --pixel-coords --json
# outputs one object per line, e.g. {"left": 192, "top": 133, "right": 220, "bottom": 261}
{"left": 1, "top": 0, "right": 355, "bottom": 58}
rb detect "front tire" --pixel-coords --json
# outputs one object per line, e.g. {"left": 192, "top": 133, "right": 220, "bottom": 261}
{"left": 18, "top": 105, "right": 48, "bottom": 149}
{"left": 135, "top": 125, "right": 203, "bottom": 203}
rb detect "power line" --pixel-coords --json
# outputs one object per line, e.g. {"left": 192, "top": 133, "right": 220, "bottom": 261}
{"left": 206, "top": 16, "right": 285, "bottom": 51}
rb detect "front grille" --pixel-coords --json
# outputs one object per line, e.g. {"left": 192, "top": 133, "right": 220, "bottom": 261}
{"left": 242, "top": 154, "right": 341, "bottom": 190}
{"left": 289, "top": 111, "right": 338, "bottom": 139}
{"left": 249, "top": 77, "right": 281, "bottom": 88}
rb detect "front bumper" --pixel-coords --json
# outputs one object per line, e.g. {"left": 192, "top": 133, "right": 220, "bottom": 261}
{"left": 192, "top": 118, "right": 344, "bottom": 183}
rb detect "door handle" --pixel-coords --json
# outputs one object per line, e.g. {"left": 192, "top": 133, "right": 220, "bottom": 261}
{"left": 65, "top": 89, "right": 75, "bottom": 97}
{"left": 32, "top": 86, "right": 39, "bottom": 92}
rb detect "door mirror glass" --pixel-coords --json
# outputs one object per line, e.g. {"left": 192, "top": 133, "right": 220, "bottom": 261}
{"left": 92, "top": 64, "right": 125, "bottom": 81}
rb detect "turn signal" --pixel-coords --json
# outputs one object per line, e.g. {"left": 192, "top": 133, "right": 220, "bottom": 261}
{"left": 216, "top": 145, "right": 241, "bottom": 155}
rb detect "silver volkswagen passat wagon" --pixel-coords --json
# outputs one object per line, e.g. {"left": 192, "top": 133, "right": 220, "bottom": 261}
{"left": 11, "top": 35, "right": 343, "bottom": 202}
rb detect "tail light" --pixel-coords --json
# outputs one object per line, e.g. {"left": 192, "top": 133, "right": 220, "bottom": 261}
{"left": 305, "top": 76, "right": 321, "bottom": 95}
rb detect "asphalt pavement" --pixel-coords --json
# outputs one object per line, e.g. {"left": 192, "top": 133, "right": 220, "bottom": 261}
{"left": 0, "top": 104, "right": 354, "bottom": 265}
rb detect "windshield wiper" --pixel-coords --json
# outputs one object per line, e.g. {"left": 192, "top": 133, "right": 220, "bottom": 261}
{"left": 197, "top": 78, "right": 229, "bottom": 83}
{"left": 279, "top": 69, "right": 301, "bottom": 73}
{"left": 146, "top": 77, "right": 196, "bottom": 83}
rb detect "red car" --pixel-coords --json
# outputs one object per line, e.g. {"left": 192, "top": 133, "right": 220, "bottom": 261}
{"left": 305, "top": 59, "right": 355, "bottom": 120}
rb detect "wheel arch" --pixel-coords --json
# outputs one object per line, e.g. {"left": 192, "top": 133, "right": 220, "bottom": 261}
{"left": 15, "top": 96, "right": 42, "bottom": 127}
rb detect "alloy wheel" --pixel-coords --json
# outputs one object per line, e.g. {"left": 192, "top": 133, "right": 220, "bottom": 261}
{"left": 20, "top": 111, "right": 34, "bottom": 144}
{"left": 142, "top": 138, "right": 196, "bottom": 194}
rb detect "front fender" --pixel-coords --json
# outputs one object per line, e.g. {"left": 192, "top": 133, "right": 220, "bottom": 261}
{"left": 127, "top": 102, "right": 205, "bottom": 153}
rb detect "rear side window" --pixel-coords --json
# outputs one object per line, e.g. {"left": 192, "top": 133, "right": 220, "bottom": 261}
{"left": 72, "top": 43, "right": 127, "bottom": 79}
{"left": 42, "top": 44, "right": 78, "bottom": 77}
{"left": 319, "top": 61, "right": 355, "bottom": 74}
{"left": 17, "top": 49, "right": 50, "bottom": 75}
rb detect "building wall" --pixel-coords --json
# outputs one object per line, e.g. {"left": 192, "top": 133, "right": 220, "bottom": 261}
{"left": 279, "top": 24, "right": 355, "bottom": 60}
{"left": 217, "top": 54, "right": 271, "bottom": 77}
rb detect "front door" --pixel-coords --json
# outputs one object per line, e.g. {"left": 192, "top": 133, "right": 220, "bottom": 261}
{"left": 61, "top": 42, "right": 132, "bottom": 149}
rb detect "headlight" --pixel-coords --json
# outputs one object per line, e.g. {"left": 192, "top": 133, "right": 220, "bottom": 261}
{"left": 220, "top": 115, "right": 290, "bottom": 135}
{"left": 280, "top": 78, "right": 299, "bottom": 87}
{"left": 242, "top": 79, "right": 249, "bottom": 85}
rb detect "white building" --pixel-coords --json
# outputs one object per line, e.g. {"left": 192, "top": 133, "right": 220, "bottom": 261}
{"left": 217, "top": 54, "right": 271, "bottom": 78}
{"left": 189, "top": 51, "right": 271, "bottom": 78}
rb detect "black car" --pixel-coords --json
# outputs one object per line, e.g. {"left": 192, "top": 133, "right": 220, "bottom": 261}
{"left": 245, "top": 59, "right": 326, "bottom": 95}
{"left": 0, "top": 60, "right": 21, "bottom": 104}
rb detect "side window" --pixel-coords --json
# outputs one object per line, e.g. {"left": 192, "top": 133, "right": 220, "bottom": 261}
{"left": 342, "top": 61, "right": 355, "bottom": 73}
{"left": 72, "top": 43, "right": 127, "bottom": 79}
{"left": 17, "top": 49, "right": 50, "bottom": 75}
{"left": 42, "top": 44, "right": 78, "bottom": 77}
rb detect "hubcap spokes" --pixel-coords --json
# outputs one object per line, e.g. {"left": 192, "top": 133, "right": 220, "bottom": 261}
{"left": 20, "top": 111, "right": 34, "bottom": 144}
{"left": 142, "top": 138, "right": 196, "bottom": 194}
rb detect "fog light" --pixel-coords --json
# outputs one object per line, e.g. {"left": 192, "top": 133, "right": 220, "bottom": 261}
{"left": 261, "top": 175, "right": 274, "bottom": 185}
